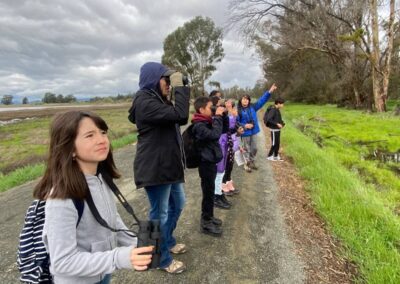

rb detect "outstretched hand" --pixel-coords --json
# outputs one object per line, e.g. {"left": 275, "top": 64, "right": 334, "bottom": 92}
{"left": 269, "top": 83, "right": 277, "bottom": 93}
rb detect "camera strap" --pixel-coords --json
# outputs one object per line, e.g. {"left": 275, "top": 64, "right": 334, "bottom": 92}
{"left": 83, "top": 171, "right": 141, "bottom": 238}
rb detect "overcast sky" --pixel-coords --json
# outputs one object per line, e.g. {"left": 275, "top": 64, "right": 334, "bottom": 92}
{"left": 0, "top": 0, "right": 264, "bottom": 100}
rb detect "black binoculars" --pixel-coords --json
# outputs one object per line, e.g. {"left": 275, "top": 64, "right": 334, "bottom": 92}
{"left": 182, "top": 75, "right": 189, "bottom": 86}
{"left": 137, "top": 220, "right": 161, "bottom": 269}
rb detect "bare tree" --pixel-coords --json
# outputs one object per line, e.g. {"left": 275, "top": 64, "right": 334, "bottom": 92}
{"left": 369, "top": 0, "right": 396, "bottom": 111}
{"left": 228, "top": 0, "right": 398, "bottom": 111}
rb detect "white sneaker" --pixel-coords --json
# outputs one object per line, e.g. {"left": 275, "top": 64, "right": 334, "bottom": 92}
{"left": 267, "top": 156, "right": 274, "bottom": 161}
{"left": 274, "top": 155, "right": 283, "bottom": 161}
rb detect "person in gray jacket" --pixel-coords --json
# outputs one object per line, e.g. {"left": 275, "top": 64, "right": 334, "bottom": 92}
{"left": 35, "top": 111, "right": 153, "bottom": 284}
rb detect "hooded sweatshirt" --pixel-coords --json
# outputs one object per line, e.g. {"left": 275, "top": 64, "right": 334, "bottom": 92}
{"left": 43, "top": 174, "right": 136, "bottom": 284}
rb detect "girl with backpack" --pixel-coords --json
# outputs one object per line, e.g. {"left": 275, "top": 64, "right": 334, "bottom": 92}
{"left": 237, "top": 83, "right": 277, "bottom": 172}
{"left": 35, "top": 111, "right": 153, "bottom": 284}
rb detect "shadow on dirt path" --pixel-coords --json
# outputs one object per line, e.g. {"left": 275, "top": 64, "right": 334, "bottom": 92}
{"left": 1, "top": 124, "right": 304, "bottom": 284}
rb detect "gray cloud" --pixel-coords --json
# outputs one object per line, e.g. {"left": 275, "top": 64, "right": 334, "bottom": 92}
{"left": 0, "top": 0, "right": 263, "bottom": 100}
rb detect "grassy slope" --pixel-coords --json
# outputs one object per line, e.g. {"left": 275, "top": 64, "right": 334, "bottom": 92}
{"left": 279, "top": 104, "right": 400, "bottom": 283}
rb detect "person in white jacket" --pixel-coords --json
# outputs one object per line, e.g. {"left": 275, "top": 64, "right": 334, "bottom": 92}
{"left": 35, "top": 110, "right": 153, "bottom": 284}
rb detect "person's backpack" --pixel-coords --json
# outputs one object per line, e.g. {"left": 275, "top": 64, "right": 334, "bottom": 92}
{"left": 182, "top": 124, "right": 200, "bottom": 168}
{"left": 263, "top": 105, "right": 274, "bottom": 127}
{"left": 17, "top": 199, "right": 84, "bottom": 284}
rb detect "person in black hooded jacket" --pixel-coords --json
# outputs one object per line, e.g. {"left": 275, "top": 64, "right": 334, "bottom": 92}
{"left": 264, "top": 97, "right": 285, "bottom": 161}
{"left": 128, "top": 62, "right": 189, "bottom": 274}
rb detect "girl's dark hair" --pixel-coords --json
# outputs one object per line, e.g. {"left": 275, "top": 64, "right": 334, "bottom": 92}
{"left": 209, "top": 90, "right": 222, "bottom": 98}
{"left": 210, "top": 96, "right": 220, "bottom": 106}
{"left": 33, "top": 111, "right": 120, "bottom": 200}
{"left": 237, "top": 94, "right": 251, "bottom": 111}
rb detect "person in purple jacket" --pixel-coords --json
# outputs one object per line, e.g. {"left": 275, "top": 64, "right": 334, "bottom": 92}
{"left": 221, "top": 101, "right": 242, "bottom": 195}
{"left": 237, "top": 83, "right": 277, "bottom": 172}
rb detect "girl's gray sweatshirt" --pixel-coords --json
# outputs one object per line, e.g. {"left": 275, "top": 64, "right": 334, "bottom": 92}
{"left": 43, "top": 173, "right": 137, "bottom": 283}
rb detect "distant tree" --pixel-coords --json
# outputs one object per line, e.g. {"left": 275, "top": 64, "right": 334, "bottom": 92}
{"left": 56, "top": 94, "right": 64, "bottom": 103}
{"left": 221, "top": 85, "right": 253, "bottom": 100}
{"left": 162, "top": 16, "right": 224, "bottom": 97}
{"left": 208, "top": 81, "right": 221, "bottom": 90}
{"left": 64, "top": 94, "right": 77, "bottom": 103}
{"left": 42, "top": 92, "right": 57, "bottom": 103}
{"left": 252, "top": 80, "right": 268, "bottom": 99}
{"left": 1, "top": 95, "right": 13, "bottom": 105}
{"left": 22, "top": 97, "right": 29, "bottom": 104}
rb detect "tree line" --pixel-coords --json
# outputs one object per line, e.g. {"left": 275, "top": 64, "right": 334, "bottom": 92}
{"left": 0, "top": 93, "right": 136, "bottom": 105}
{"left": 227, "top": 0, "right": 398, "bottom": 112}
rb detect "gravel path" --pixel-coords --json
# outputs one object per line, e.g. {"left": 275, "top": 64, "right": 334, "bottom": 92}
{"left": 0, "top": 124, "right": 305, "bottom": 284}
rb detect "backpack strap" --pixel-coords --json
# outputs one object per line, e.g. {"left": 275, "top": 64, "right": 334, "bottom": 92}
{"left": 72, "top": 199, "right": 84, "bottom": 227}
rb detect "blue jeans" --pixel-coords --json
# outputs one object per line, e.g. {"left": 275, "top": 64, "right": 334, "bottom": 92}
{"left": 145, "top": 183, "right": 185, "bottom": 268}
{"left": 95, "top": 274, "right": 111, "bottom": 284}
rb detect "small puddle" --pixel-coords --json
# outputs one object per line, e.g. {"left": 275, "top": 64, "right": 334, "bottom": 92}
{"left": 365, "top": 148, "right": 400, "bottom": 163}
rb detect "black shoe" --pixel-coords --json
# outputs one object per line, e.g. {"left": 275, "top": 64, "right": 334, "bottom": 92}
{"left": 201, "top": 216, "right": 222, "bottom": 227}
{"left": 221, "top": 194, "right": 232, "bottom": 206}
{"left": 211, "top": 216, "right": 222, "bottom": 226}
{"left": 231, "top": 188, "right": 240, "bottom": 194}
{"left": 214, "top": 195, "right": 231, "bottom": 209}
{"left": 201, "top": 220, "right": 223, "bottom": 236}
{"left": 249, "top": 161, "right": 258, "bottom": 170}
{"left": 223, "top": 190, "right": 234, "bottom": 196}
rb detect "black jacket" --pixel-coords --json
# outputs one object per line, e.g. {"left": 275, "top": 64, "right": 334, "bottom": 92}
{"left": 128, "top": 63, "right": 190, "bottom": 188}
{"left": 264, "top": 106, "right": 284, "bottom": 130}
{"left": 192, "top": 116, "right": 223, "bottom": 164}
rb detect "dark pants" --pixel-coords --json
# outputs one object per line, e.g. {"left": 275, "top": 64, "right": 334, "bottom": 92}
{"left": 222, "top": 158, "right": 234, "bottom": 183}
{"left": 268, "top": 130, "right": 281, "bottom": 157}
{"left": 198, "top": 162, "right": 217, "bottom": 221}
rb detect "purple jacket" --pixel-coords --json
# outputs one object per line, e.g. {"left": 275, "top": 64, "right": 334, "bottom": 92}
{"left": 216, "top": 115, "right": 240, "bottom": 173}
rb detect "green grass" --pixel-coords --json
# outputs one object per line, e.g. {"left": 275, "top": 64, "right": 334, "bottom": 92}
{"left": 0, "top": 106, "right": 137, "bottom": 192}
{"left": 0, "top": 133, "right": 137, "bottom": 193}
{"left": 282, "top": 104, "right": 400, "bottom": 209}
{"left": 0, "top": 164, "right": 45, "bottom": 192}
{"left": 0, "top": 107, "right": 136, "bottom": 174}
{"left": 278, "top": 104, "right": 400, "bottom": 283}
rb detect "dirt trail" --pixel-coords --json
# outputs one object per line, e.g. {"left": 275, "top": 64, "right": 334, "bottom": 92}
{"left": 0, "top": 125, "right": 305, "bottom": 284}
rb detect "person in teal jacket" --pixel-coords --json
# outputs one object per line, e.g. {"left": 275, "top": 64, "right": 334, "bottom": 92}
{"left": 236, "top": 83, "right": 277, "bottom": 172}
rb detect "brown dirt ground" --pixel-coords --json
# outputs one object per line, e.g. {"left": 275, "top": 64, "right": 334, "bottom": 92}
{"left": 263, "top": 126, "right": 358, "bottom": 283}
{"left": 0, "top": 104, "right": 129, "bottom": 120}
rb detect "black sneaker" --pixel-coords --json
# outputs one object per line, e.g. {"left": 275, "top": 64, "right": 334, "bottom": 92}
{"left": 221, "top": 194, "right": 232, "bottom": 206}
{"left": 231, "top": 188, "right": 240, "bottom": 194}
{"left": 211, "top": 217, "right": 222, "bottom": 226}
{"left": 201, "top": 220, "right": 223, "bottom": 236}
{"left": 201, "top": 216, "right": 222, "bottom": 227}
{"left": 214, "top": 195, "right": 231, "bottom": 209}
{"left": 249, "top": 161, "right": 258, "bottom": 170}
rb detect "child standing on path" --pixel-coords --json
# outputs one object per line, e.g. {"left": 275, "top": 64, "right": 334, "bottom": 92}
{"left": 221, "top": 101, "right": 242, "bottom": 195}
{"left": 36, "top": 111, "right": 153, "bottom": 284}
{"left": 192, "top": 96, "right": 225, "bottom": 237}
{"left": 237, "top": 83, "right": 277, "bottom": 172}
{"left": 264, "top": 98, "right": 285, "bottom": 161}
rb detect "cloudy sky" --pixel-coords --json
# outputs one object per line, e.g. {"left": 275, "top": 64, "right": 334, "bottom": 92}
{"left": 0, "top": 0, "right": 264, "bottom": 101}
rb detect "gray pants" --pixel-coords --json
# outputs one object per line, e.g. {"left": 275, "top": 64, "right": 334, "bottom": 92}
{"left": 241, "top": 135, "right": 257, "bottom": 162}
